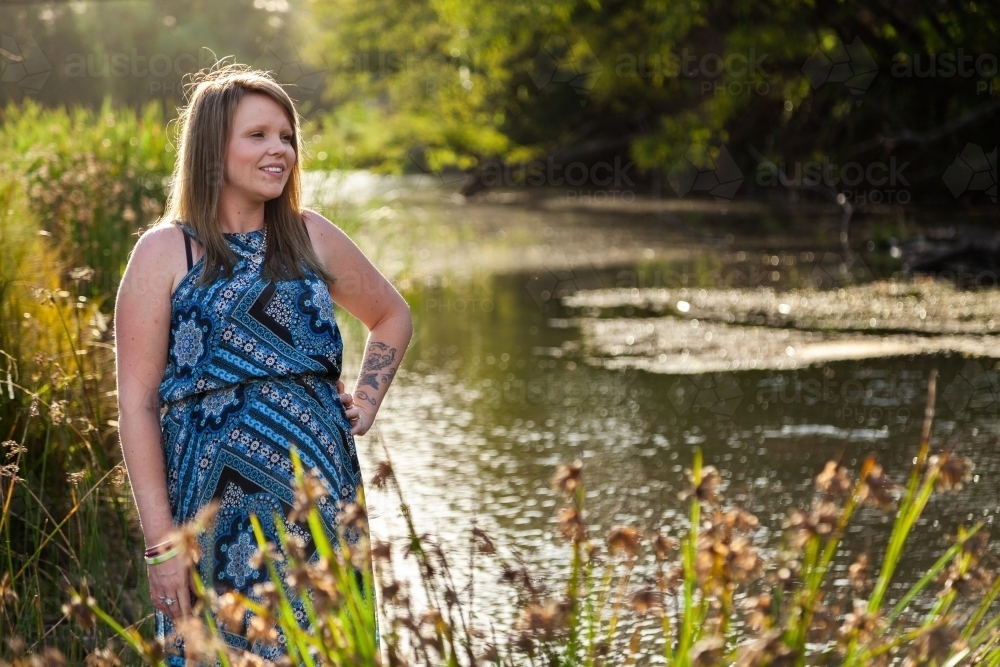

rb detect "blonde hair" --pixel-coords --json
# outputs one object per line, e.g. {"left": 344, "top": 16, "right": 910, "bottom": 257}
{"left": 162, "top": 63, "right": 333, "bottom": 285}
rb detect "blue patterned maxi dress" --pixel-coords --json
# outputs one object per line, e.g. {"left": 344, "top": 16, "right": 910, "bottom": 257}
{"left": 156, "top": 223, "right": 369, "bottom": 662}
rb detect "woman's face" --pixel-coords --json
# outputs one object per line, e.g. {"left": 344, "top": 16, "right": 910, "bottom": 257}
{"left": 224, "top": 92, "right": 296, "bottom": 205}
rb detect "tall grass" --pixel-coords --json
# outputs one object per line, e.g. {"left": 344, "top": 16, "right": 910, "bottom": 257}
{"left": 0, "top": 100, "right": 174, "bottom": 298}
{"left": 0, "top": 157, "right": 144, "bottom": 662}
{"left": 35, "top": 371, "right": 1000, "bottom": 666}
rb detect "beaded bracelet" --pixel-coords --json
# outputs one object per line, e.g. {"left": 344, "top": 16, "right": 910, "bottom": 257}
{"left": 145, "top": 546, "right": 180, "bottom": 566}
{"left": 144, "top": 540, "right": 176, "bottom": 558}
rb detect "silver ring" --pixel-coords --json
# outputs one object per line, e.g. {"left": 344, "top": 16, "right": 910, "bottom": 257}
{"left": 158, "top": 596, "right": 176, "bottom": 606}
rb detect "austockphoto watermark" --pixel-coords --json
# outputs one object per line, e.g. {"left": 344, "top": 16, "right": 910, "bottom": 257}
{"left": 615, "top": 48, "right": 770, "bottom": 96}
{"left": 803, "top": 36, "right": 998, "bottom": 98}
{"left": 480, "top": 370, "right": 638, "bottom": 409}
{"left": 336, "top": 49, "right": 483, "bottom": 94}
{"left": 58, "top": 37, "right": 324, "bottom": 97}
{"left": 423, "top": 296, "right": 495, "bottom": 313}
{"left": 526, "top": 260, "right": 602, "bottom": 310}
{"left": 64, "top": 50, "right": 213, "bottom": 82}
{"left": 479, "top": 156, "right": 635, "bottom": 196}
{"left": 753, "top": 365, "right": 999, "bottom": 424}
{"left": 756, "top": 156, "right": 912, "bottom": 204}
{"left": 891, "top": 49, "right": 997, "bottom": 80}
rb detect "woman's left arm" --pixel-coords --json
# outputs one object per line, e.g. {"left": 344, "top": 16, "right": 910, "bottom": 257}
{"left": 304, "top": 209, "right": 414, "bottom": 435}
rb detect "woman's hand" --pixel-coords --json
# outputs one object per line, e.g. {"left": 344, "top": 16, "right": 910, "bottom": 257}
{"left": 336, "top": 379, "right": 374, "bottom": 436}
{"left": 147, "top": 557, "right": 193, "bottom": 620}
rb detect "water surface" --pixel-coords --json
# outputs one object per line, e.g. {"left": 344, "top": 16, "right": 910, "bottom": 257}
{"left": 317, "top": 182, "right": 1000, "bottom": 629}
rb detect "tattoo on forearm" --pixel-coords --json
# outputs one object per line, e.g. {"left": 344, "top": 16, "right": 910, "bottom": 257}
{"left": 358, "top": 341, "right": 397, "bottom": 396}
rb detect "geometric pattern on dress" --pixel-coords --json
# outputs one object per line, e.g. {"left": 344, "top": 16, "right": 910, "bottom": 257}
{"left": 155, "top": 223, "right": 366, "bottom": 664}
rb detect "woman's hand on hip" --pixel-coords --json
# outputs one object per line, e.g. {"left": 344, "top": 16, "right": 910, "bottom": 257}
{"left": 336, "top": 379, "right": 373, "bottom": 436}
{"left": 148, "top": 559, "right": 193, "bottom": 619}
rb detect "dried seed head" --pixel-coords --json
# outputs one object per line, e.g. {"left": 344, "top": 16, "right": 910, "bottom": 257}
{"left": 679, "top": 466, "right": 722, "bottom": 505}
{"left": 1, "top": 572, "right": 20, "bottom": 610}
{"left": 172, "top": 500, "right": 220, "bottom": 567}
{"left": 372, "top": 539, "right": 392, "bottom": 561}
{"left": 307, "top": 559, "right": 343, "bottom": 613}
{"left": 214, "top": 591, "right": 246, "bottom": 632}
{"left": 251, "top": 581, "right": 282, "bottom": 610}
{"left": 939, "top": 560, "right": 994, "bottom": 597}
{"left": 84, "top": 645, "right": 121, "bottom": 667}
{"left": 246, "top": 614, "right": 278, "bottom": 645}
{"left": 786, "top": 501, "right": 841, "bottom": 550}
{"left": 929, "top": 454, "right": 973, "bottom": 492}
{"left": 2, "top": 440, "right": 26, "bottom": 459}
{"left": 61, "top": 581, "right": 97, "bottom": 634}
{"left": 479, "top": 644, "right": 500, "bottom": 663}
{"left": 472, "top": 526, "right": 496, "bottom": 555}
{"left": 815, "top": 461, "right": 852, "bottom": 496}
{"left": 630, "top": 588, "right": 664, "bottom": 616}
{"left": 840, "top": 599, "right": 881, "bottom": 644}
{"left": 551, "top": 460, "right": 583, "bottom": 495}
{"left": 653, "top": 532, "right": 676, "bottom": 562}
{"left": 139, "top": 637, "right": 165, "bottom": 665}
{"left": 518, "top": 600, "right": 569, "bottom": 641}
{"left": 289, "top": 469, "right": 329, "bottom": 523}
{"left": 743, "top": 594, "right": 772, "bottom": 632}
{"left": 26, "top": 647, "right": 67, "bottom": 667}
{"left": 338, "top": 501, "right": 369, "bottom": 534}
{"left": 607, "top": 526, "right": 641, "bottom": 558}
{"left": 381, "top": 580, "right": 401, "bottom": 602}
{"left": 557, "top": 506, "right": 588, "bottom": 543}
{"left": 69, "top": 266, "right": 95, "bottom": 282}
{"left": 49, "top": 400, "right": 68, "bottom": 426}
{"left": 848, "top": 553, "right": 870, "bottom": 593}
{"left": 230, "top": 651, "right": 268, "bottom": 667}
{"left": 858, "top": 463, "right": 898, "bottom": 511}
{"left": 170, "top": 616, "right": 219, "bottom": 663}
{"left": 370, "top": 460, "right": 394, "bottom": 490}
{"left": 734, "top": 629, "right": 797, "bottom": 666}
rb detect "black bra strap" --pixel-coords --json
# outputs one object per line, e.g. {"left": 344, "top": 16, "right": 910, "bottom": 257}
{"left": 183, "top": 228, "right": 193, "bottom": 271}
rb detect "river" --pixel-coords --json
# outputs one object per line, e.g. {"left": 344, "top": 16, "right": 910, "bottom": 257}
{"left": 306, "top": 171, "right": 1000, "bottom": 637}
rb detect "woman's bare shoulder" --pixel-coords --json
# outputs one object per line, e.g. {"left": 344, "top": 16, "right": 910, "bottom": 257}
{"left": 302, "top": 208, "right": 357, "bottom": 255}
{"left": 120, "top": 222, "right": 188, "bottom": 293}
{"left": 302, "top": 208, "right": 339, "bottom": 235}
{"left": 133, "top": 221, "right": 186, "bottom": 255}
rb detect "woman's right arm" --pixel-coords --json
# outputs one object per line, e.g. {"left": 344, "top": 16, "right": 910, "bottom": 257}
{"left": 114, "top": 225, "right": 192, "bottom": 617}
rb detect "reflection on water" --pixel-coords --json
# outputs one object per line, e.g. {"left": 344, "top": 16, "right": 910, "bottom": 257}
{"left": 334, "top": 193, "right": 1000, "bottom": 626}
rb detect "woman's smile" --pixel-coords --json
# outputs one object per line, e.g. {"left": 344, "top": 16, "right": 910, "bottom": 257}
{"left": 259, "top": 163, "right": 286, "bottom": 179}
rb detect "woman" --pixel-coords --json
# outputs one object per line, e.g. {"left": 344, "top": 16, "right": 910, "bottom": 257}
{"left": 114, "top": 64, "right": 412, "bottom": 661}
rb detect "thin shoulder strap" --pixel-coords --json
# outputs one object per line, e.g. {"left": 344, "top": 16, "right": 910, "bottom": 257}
{"left": 183, "top": 228, "right": 193, "bottom": 271}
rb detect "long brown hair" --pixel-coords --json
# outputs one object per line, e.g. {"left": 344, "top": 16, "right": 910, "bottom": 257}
{"left": 161, "top": 63, "right": 334, "bottom": 285}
